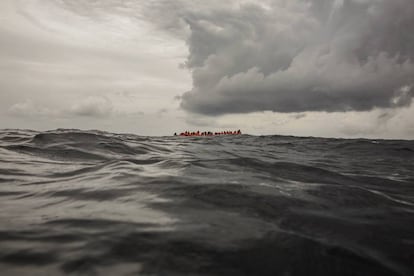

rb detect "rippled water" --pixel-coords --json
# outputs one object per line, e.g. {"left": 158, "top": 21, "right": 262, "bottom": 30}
{"left": 0, "top": 129, "right": 413, "bottom": 275}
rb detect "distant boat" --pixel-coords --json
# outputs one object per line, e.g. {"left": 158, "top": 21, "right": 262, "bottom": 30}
{"left": 174, "top": 130, "right": 242, "bottom": 136}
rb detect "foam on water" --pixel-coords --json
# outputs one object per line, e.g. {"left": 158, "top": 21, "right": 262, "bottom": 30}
{"left": 0, "top": 129, "right": 413, "bottom": 275}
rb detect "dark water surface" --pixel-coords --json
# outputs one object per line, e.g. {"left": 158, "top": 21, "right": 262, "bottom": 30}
{"left": 0, "top": 129, "right": 413, "bottom": 275}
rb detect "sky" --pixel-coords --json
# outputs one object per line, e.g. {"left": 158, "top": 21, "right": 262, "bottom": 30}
{"left": 1, "top": 0, "right": 413, "bottom": 138}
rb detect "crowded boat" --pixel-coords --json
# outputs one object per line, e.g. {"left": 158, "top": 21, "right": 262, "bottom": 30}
{"left": 174, "top": 130, "right": 242, "bottom": 136}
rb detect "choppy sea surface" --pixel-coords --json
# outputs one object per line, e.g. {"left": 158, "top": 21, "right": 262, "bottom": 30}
{"left": 0, "top": 129, "right": 413, "bottom": 275}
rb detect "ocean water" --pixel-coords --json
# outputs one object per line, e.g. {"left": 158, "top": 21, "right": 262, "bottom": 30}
{"left": 0, "top": 129, "right": 413, "bottom": 276}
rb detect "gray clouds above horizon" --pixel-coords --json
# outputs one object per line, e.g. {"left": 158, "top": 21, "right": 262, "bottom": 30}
{"left": 0, "top": 0, "right": 192, "bottom": 134}
{"left": 1, "top": 0, "right": 414, "bottom": 138}
{"left": 141, "top": 0, "right": 414, "bottom": 115}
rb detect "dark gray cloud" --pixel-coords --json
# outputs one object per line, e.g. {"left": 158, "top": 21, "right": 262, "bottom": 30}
{"left": 145, "top": 0, "right": 414, "bottom": 115}
{"left": 2, "top": 0, "right": 414, "bottom": 138}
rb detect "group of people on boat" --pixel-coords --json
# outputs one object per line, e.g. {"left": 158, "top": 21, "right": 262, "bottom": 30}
{"left": 174, "top": 130, "right": 242, "bottom": 136}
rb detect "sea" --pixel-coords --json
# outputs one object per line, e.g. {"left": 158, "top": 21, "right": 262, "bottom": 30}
{"left": 0, "top": 129, "right": 413, "bottom": 275}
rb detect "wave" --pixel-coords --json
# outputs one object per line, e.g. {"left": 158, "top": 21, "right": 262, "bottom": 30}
{"left": 0, "top": 129, "right": 413, "bottom": 275}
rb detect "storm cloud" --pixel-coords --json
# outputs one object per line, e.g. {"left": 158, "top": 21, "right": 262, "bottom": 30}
{"left": 2, "top": 0, "right": 414, "bottom": 138}
{"left": 147, "top": 0, "right": 414, "bottom": 115}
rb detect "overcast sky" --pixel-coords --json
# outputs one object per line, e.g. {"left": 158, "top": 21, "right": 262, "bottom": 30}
{"left": 1, "top": 0, "right": 413, "bottom": 138}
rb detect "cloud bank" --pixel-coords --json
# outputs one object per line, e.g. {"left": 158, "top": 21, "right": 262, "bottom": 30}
{"left": 2, "top": 0, "right": 414, "bottom": 138}
{"left": 70, "top": 96, "right": 113, "bottom": 117}
{"left": 147, "top": 0, "right": 414, "bottom": 115}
